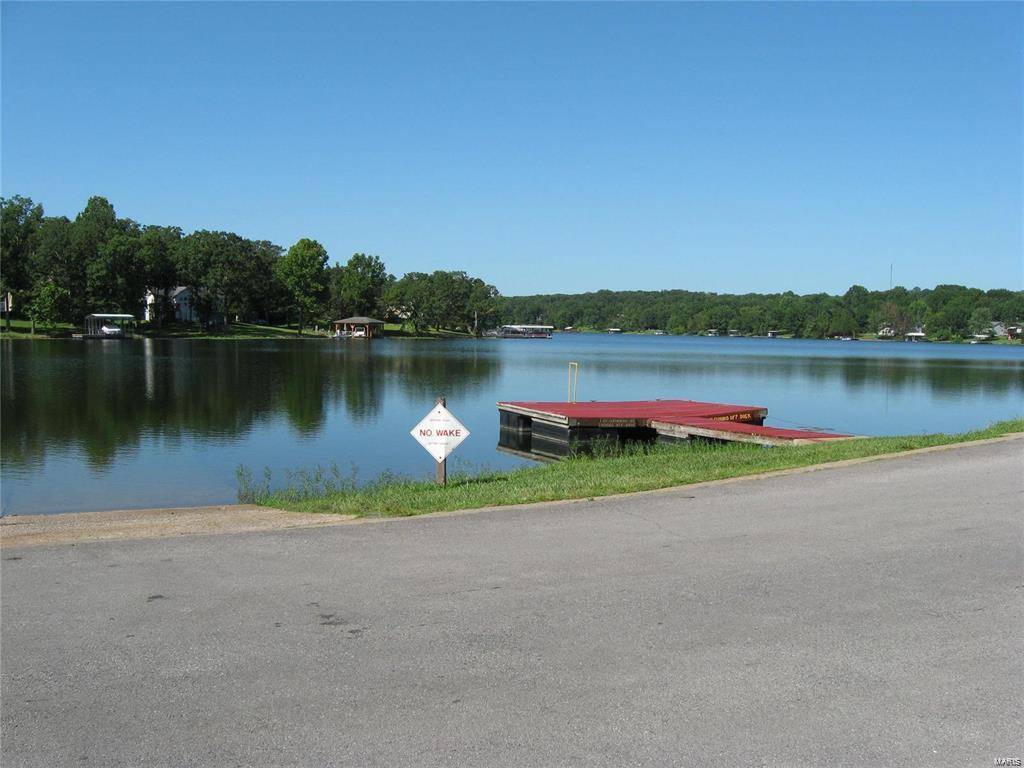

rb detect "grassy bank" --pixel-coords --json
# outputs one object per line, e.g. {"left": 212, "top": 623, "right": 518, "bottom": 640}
{"left": 0, "top": 318, "right": 77, "bottom": 338}
{"left": 0, "top": 318, "right": 314, "bottom": 340}
{"left": 0, "top": 318, "right": 475, "bottom": 341}
{"left": 255, "top": 419, "right": 1023, "bottom": 518}
{"left": 163, "top": 322, "right": 474, "bottom": 340}
{"left": 383, "top": 323, "right": 472, "bottom": 339}
{"left": 137, "top": 322, "right": 310, "bottom": 340}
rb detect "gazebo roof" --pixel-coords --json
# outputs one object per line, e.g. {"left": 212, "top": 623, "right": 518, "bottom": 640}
{"left": 334, "top": 316, "right": 384, "bottom": 324}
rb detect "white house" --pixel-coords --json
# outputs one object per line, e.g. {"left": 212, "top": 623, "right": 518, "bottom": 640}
{"left": 142, "top": 287, "right": 223, "bottom": 325}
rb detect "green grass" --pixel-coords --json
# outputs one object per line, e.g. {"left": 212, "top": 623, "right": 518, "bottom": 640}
{"left": 383, "top": 323, "right": 472, "bottom": 339}
{"left": 150, "top": 322, "right": 476, "bottom": 340}
{"left": 0, "top": 318, "right": 76, "bottom": 338}
{"left": 0, "top": 319, "right": 327, "bottom": 340}
{"left": 0, "top": 319, "right": 464, "bottom": 341}
{"left": 256, "top": 418, "right": 1024, "bottom": 518}
{"left": 136, "top": 321, "right": 313, "bottom": 340}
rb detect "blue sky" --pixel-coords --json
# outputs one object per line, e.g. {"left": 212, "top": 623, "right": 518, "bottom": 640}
{"left": 2, "top": 2, "right": 1020, "bottom": 296}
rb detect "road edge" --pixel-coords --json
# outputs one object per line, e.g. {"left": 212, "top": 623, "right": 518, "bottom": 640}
{"left": 357, "top": 431, "right": 1024, "bottom": 523}
{"left": 3, "top": 433, "right": 1022, "bottom": 548}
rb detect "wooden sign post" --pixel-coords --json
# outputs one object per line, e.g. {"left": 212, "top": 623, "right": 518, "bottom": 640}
{"left": 435, "top": 397, "right": 447, "bottom": 486}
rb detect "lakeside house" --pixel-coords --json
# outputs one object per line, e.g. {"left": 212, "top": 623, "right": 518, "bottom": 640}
{"left": 142, "top": 287, "right": 224, "bottom": 325}
{"left": 988, "top": 321, "right": 1024, "bottom": 340}
{"left": 766, "top": 329, "right": 784, "bottom": 338}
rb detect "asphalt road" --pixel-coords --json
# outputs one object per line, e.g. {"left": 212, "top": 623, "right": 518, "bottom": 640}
{"left": 2, "top": 440, "right": 1022, "bottom": 767}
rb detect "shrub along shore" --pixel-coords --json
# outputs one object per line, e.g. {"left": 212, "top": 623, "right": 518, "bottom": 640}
{"left": 250, "top": 419, "right": 1024, "bottom": 519}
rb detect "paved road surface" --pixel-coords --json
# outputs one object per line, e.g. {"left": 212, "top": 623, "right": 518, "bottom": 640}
{"left": 3, "top": 440, "right": 1022, "bottom": 767}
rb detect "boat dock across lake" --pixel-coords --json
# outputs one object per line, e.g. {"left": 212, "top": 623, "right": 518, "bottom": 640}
{"left": 497, "top": 399, "right": 854, "bottom": 458}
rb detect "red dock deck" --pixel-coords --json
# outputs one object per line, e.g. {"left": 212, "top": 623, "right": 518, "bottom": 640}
{"left": 497, "top": 399, "right": 851, "bottom": 448}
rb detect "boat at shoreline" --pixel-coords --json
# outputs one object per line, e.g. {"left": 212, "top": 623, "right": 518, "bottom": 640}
{"left": 497, "top": 324, "right": 554, "bottom": 339}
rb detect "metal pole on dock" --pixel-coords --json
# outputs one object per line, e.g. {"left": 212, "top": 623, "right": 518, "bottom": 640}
{"left": 436, "top": 396, "right": 447, "bottom": 486}
{"left": 568, "top": 362, "right": 579, "bottom": 403}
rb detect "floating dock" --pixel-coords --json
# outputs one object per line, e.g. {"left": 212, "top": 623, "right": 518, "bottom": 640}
{"left": 497, "top": 399, "right": 853, "bottom": 458}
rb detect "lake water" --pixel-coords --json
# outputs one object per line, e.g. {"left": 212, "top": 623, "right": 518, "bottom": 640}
{"left": 2, "top": 335, "right": 1022, "bottom": 515}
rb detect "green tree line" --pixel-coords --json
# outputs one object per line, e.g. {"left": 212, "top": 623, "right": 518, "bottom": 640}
{"left": 0, "top": 194, "right": 499, "bottom": 334}
{"left": 498, "top": 284, "right": 1024, "bottom": 341}
{"left": 4, "top": 194, "right": 1019, "bottom": 341}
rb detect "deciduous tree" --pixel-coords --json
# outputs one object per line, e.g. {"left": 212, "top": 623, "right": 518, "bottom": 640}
{"left": 0, "top": 196, "right": 44, "bottom": 326}
{"left": 25, "top": 280, "right": 70, "bottom": 333}
{"left": 331, "top": 253, "right": 390, "bottom": 318}
{"left": 87, "top": 223, "right": 146, "bottom": 313}
{"left": 277, "top": 238, "right": 328, "bottom": 334}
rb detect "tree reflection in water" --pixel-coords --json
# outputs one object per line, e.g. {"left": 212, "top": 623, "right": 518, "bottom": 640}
{"left": 1, "top": 339, "right": 503, "bottom": 470}
{"left": 1, "top": 337, "right": 1020, "bottom": 486}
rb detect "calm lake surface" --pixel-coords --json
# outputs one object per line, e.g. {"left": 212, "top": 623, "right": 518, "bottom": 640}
{"left": 2, "top": 335, "right": 1022, "bottom": 514}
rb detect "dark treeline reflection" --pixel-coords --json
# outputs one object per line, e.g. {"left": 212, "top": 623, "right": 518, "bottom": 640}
{"left": 1, "top": 340, "right": 500, "bottom": 471}
{"left": 580, "top": 354, "right": 1024, "bottom": 397}
{"left": 3, "top": 338, "right": 1020, "bottom": 476}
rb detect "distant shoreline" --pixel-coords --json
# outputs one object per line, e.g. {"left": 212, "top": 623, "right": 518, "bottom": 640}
{"left": 2, "top": 324, "right": 1020, "bottom": 345}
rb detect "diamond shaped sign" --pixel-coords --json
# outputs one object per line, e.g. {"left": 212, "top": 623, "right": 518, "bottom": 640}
{"left": 410, "top": 403, "right": 470, "bottom": 463}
